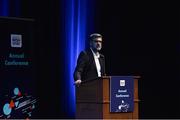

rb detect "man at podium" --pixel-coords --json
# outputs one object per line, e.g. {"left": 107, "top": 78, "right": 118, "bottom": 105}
{"left": 74, "top": 33, "right": 106, "bottom": 85}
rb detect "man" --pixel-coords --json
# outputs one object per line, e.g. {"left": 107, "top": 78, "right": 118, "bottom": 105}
{"left": 74, "top": 33, "right": 106, "bottom": 85}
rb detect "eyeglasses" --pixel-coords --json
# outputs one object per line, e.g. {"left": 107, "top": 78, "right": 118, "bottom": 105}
{"left": 92, "top": 40, "right": 102, "bottom": 43}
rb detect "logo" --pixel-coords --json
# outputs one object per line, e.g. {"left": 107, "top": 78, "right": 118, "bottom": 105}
{"left": 120, "top": 80, "right": 125, "bottom": 86}
{"left": 11, "top": 34, "right": 22, "bottom": 48}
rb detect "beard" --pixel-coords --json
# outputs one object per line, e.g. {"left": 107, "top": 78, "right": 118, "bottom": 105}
{"left": 96, "top": 46, "right": 101, "bottom": 51}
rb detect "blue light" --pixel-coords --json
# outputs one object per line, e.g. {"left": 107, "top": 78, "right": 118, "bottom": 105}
{"left": 61, "top": 0, "right": 94, "bottom": 117}
{"left": 0, "top": 0, "right": 9, "bottom": 16}
{"left": 0, "top": 0, "right": 21, "bottom": 16}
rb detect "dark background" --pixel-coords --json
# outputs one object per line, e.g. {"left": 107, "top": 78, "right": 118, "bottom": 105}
{"left": 95, "top": 1, "right": 180, "bottom": 118}
{"left": 1, "top": 0, "right": 180, "bottom": 119}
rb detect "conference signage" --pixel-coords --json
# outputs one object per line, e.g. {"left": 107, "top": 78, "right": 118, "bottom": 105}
{"left": 110, "top": 76, "right": 134, "bottom": 112}
{"left": 0, "top": 18, "right": 37, "bottom": 119}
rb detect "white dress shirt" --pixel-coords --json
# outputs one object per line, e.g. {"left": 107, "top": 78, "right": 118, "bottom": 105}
{"left": 90, "top": 48, "right": 101, "bottom": 77}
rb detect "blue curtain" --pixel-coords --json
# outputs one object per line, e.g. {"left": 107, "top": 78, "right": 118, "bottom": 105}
{"left": 0, "top": 0, "right": 21, "bottom": 16}
{"left": 60, "top": 0, "right": 94, "bottom": 117}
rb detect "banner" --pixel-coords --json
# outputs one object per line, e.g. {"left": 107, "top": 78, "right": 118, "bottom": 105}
{"left": 110, "top": 76, "right": 134, "bottom": 112}
{"left": 0, "top": 17, "right": 37, "bottom": 119}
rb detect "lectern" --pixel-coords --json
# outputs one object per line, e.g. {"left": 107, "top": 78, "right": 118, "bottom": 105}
{"left": 75, "top": 76, "right": 140, "bottom": 119}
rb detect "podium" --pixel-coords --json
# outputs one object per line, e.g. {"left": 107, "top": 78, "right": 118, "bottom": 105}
{"left": 75, "top": 76, "right": 140, "bottom": 119}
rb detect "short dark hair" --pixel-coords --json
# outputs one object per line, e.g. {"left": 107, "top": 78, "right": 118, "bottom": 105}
{"left": 89, "top": 33, "right": 102, "bottom": 41}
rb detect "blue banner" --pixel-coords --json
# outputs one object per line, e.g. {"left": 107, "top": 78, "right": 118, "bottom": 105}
{"left": 110, "top": 76, "right": 134, "bottom": 112}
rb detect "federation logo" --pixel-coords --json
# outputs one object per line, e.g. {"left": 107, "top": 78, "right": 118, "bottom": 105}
{"left": 11, "top": 34, "right": 22, "bottom": 48}
{"left": 120, "top": 80, "right": 125, "bottom": 86}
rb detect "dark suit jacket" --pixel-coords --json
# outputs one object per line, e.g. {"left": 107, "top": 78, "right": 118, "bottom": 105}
{"left": 73, "top": 49, "right": 105, "bottom": 81}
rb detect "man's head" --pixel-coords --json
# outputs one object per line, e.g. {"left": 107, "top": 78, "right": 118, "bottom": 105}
{"left": 89, "top": 33, "right": 102, "bottom": 52}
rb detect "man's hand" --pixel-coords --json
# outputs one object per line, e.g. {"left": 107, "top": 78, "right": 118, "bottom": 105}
{"left": 74, "top": 80, "right": 82, "bottom": 85}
